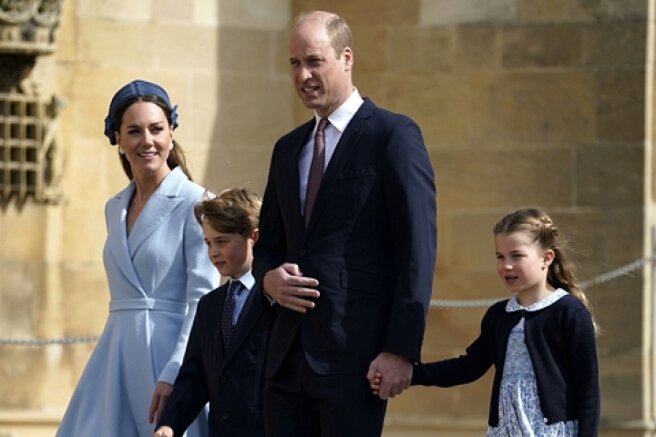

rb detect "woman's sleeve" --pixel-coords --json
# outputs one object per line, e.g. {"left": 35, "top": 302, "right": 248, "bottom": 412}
{"left": 158, "top": 195, "right": 220, "bottom": 384}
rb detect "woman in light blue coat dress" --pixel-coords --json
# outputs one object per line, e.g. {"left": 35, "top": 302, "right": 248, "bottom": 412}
{"left": 57, "top": 80, "right": 220, "bottom": 437}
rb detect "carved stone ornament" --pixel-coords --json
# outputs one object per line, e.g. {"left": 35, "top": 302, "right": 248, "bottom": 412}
{"left": 0, "top": 0, "right": 62, "bottom": 55}
{"left": 0, "top": 0, "right": 63, "bottom": 207}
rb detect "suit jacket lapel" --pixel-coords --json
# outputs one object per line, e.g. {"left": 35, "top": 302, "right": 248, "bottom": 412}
{"left": 106, "top": 182, "right": 145, "bottom": 292}
{"left": 305, "top": 99, "right": 375, "bottom": 234}
{"left": 221, "top": 285, "right": 264, "bottom": 369}
{"left": 284, "top": 120, "right": 314, "bottom": 233}
{"left": 128, "top": 167, "right": 185, "bottom": 256}
{"left": 211, "top": 284, "right": 228, "bottom": 371}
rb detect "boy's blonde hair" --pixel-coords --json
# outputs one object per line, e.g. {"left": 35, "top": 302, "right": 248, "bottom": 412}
{"left": 194, "top": 188, "right": 261, "bottom": 237}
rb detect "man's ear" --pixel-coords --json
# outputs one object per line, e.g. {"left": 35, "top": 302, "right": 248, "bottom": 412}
{"left": 342, "top": 46, "right": 353, "bottom": 71}
{"left": 251, "top": 228, "right": 260, "bottom": 244}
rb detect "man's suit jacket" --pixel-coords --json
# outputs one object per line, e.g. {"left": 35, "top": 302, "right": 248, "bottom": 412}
{"left": 157, "top": 281, "right": 274, "bottom": 437}
{"left": 253, "top": 98, "right": 437, "bottom": 377}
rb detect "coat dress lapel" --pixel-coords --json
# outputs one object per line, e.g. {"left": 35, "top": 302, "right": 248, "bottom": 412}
{"left": 127, "top": 167, "right": 185, "bottom": 256}
{"left": 106, "top": 182, "right": 145, "bottom": 293}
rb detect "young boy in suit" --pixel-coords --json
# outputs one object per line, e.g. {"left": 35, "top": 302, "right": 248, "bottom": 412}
{"left": 153, "top": 188, "right": 273, "bottom": 437}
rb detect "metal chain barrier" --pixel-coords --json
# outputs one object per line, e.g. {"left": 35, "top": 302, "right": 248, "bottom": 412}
{"left": 1, "top": 255, "right": 654, "bottom": 346}
{"left": 429, "top": 254, "right": 655, "bottom": 309}
{"left": 0, "top": 335, "right": 99, "bottom": 347}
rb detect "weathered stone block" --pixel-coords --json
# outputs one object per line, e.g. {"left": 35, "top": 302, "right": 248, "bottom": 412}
{"left": 596, "top": 69, "right": 645, "bottom": 143}
{"left": 453, "top": 25, "right": 500, "bottom": 70}
{"left": 215, "top": 73, "right": 293, "bottom": 146}
{"left": 218, "top": 0, "right": 290, "bottom": 29}
{"left": 517, "top": 0, "right": 596, "bottom": 23}
{"left": 294, "top": 0, "right": 418, "bottom": 25}
{"left": 420, "top": 0, "right": 515, "bottom": 26}
{"left": 502, "top": 24, "right": 582, "bottom": 68}
{"left": 157, "top": 24, "right": 219, "bottom": 71}
{"left": 381, "top": 73, "right": 470, "bottom": 146}
{"left": 388, "top": 26, "right": 454, "bottom": 73}
{"left": 430, "top": 146, "right": 574, "bottom": 209}
{"left": 202, "top": 144, "right": 272, "bottom": 197}
{"left": 583, "top": 22, "right": 646, "bottom": 67}
{"left": 468, "top": 71, "right": 596, "bottom": 144}
{"left": 351, "top": 26, "right": 390, "bottom": 72}
{"left": 218, "top": 27, "right": 276, "bottom": 72}
{"left": 77, "top": 0, "right": 152, "bottom": 21}
{"left": 78, "top": 21, "right": 157, "bottom": 67}
{"left": 154, "top": 0, "right": 194, "bottom": 22}
{"left": 575, "top": 144, "right": 643, "bottom": 208}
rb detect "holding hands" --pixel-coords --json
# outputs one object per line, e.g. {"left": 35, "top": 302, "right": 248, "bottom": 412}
{"left": 367, "top": 352, "right": 413, "bottom": 400}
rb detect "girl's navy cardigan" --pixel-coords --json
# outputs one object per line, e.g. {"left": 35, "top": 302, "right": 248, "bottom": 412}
{"left": 412, "top": 294, "right": 599, "bottom": 436}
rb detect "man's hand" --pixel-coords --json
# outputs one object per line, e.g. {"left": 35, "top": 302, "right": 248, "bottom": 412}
{"left": 367, "top": 352, "right": 412, "bottom": 400}
{"left": 152, "top": 426, "right": 174, "bottom": 437}
{"left": 263, "top": 263, "right": 320, "bottom": 313}
{"left": 148, "top": 381, "right": 173, "bottom": 424}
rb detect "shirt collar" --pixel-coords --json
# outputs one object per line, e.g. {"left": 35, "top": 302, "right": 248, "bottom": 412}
{"left": 506, "top": 288, "right": 568, "bottom": 313}
{"left": 315, "top": 88, "right": 364, "bottom": 134}
{"left": 232, "top": 270, "right": 255, "bottom": 291}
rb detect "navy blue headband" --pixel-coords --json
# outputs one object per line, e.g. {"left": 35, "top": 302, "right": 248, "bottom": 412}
{"left": 103, "top": 79, "right": 179, "bottom": 145}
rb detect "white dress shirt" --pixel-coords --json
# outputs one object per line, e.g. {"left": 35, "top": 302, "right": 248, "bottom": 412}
{"left": 298, "top": 89, "right": 364, "bottom": 212}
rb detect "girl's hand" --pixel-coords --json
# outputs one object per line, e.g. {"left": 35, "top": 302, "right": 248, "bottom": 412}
{"left": 368, "top": 370, "right": 383, "bottom": 396}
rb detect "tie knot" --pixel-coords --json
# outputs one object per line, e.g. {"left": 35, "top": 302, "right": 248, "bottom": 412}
{"left": 229, "top": 280, "right": 243, "bottom": 296}
{"left": 316, "top": 117, "right": 328, "bottom": 134}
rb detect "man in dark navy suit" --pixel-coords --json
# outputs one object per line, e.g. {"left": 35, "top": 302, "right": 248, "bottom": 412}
{"left": 253, "top": 10, "right": 437, "bottom": 437}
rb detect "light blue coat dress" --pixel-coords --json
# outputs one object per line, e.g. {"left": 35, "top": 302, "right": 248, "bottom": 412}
{"left": 57, "top": 167, "right": 220, "bottom": 437}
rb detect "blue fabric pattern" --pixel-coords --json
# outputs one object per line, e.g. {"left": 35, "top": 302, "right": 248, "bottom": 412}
{"left": 487, "top": 289, "right": 578, "bottom": 437}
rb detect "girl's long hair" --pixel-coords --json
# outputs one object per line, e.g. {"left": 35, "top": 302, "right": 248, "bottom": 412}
{"left": 494, "top": 207, "right": 599, "bottom": 333}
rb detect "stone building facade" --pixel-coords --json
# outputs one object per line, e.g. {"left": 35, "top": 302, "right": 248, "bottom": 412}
{"left": 0, "top": 0, "right": 651, "bottom": 435}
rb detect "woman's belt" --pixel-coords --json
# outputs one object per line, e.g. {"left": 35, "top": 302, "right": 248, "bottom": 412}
{"left": 109, "top": 298, "right": 187, "bottom": 314}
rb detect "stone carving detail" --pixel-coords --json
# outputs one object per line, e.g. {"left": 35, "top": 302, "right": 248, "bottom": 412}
{"left": 0, "top": 0, "right": 63, "bottom": 207}
{"left": 0, "top": 0, "right": 62, "bottom": 53}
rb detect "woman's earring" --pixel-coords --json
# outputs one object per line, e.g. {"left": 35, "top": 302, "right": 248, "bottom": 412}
{"left": 169, "top": 142, "right": 174, "bottom": 150}
{"left": 118, "top": 146, "right": 125, "bottom": 155}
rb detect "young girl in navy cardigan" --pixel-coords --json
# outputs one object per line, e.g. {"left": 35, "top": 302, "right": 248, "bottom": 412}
{"left": 370, "top": 207, "right": 600, "bottom": 436}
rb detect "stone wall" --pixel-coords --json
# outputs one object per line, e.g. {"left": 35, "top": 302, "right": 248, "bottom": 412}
{"left": 0, "top": 0, "right": 651, "bottom": 435}
{"left": 294, "top": 0, "right": 649, "bottom": 435}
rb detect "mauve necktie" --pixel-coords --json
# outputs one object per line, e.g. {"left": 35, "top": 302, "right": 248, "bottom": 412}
{"left": 304, "top": 118, "right": 329, "bottom": 226}
{"left": 221, "top": 280, "right": 242, "bottom": 350}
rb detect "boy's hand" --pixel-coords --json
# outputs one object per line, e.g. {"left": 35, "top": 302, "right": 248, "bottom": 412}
{"left": 148, "top": 381, "right": 173, "bottom": 424}
{"left": 153, "top": 426, "right": 174, "bottom": 437}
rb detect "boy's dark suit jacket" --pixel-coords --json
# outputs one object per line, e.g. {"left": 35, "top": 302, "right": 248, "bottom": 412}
{"left": 156, "top": 281, "right": 274, "bottom": 437}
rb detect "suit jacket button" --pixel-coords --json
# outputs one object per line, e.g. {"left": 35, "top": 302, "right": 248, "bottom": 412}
{"left": 220, "top": 376, "right": 228, "bottom": 383}
{"left": 300, "top": 249, "right": 306, "bottom": 256}
{"left": 221, "top": 412, "right": 230, "bottom": 420}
